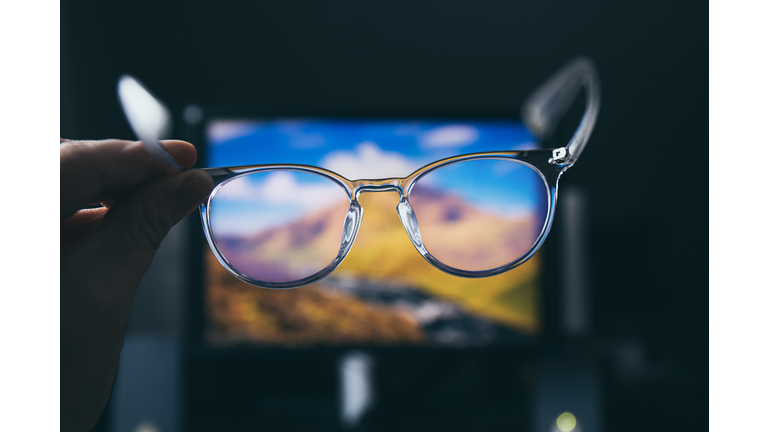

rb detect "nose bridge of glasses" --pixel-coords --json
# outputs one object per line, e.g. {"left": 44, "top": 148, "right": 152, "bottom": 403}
{"left": 352, "top": 178, "right": 407, "bottom": 199}
{"left": 350, "top": 178, "right": 430, "bottom": 265}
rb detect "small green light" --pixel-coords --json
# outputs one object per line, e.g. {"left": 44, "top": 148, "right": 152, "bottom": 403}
{"left": 556, "top": 412, "right": 577, "bottom": 432}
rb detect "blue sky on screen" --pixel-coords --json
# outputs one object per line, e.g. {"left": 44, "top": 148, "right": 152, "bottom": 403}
{"left": 206, "top": 118, "right": 536, "bottom": 171}
{"left": 416, "top": 159, "right": 548, "bottom": 218}
{"left": 206, "top": 119, "right": 542, "bottom": 235}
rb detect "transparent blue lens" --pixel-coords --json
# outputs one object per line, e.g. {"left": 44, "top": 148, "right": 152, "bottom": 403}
{"left": 408, "top": 158, "right": 549, "bottom": 271}
{"left": 209, "top": 170, "right": 350, "bottom": 283}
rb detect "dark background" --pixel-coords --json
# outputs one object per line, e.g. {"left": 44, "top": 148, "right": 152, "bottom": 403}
{"left": 61, "top": 0, "right": 708, "bottom": 430}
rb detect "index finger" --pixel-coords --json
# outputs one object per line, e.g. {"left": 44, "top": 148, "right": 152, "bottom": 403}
{"left": 60, "top": 139, "right": 197, "bottom": 221}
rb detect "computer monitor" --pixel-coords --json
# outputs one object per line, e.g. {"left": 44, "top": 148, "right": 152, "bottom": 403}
{"left": 180, "top": 111, "right": 575, "bottom": 431}
{"left": 191, "top": 115, "right": 549, "bottom": 349}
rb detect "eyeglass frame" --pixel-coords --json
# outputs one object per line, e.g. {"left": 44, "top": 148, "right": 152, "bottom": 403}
{"left": 116, "top": 56, "right": 601, "bottom": 289}
{"left": 195, "top": 57, "right": 601, "bottom": 289}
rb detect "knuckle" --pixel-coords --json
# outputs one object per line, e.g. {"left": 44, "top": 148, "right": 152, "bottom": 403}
{"left": 126, "top": 199, "right": 177, "bottom": 251}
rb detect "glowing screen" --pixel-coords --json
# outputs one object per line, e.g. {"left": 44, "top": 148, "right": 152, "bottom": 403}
{"left": 204, "top": 118, "right": 543, "bottom": 347}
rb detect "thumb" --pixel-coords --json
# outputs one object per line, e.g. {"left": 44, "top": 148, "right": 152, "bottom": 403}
{"left": 85, "top": 169, "right": 214, "bottom": 291}
{"left": 60, "top": 169, "right": 213, "bottom": 432}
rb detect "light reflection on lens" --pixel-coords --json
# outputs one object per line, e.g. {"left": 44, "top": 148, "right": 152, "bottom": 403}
{"left": 209, "top": 170, "right": 350, "bottom": 283}
{"left": 408, "top": 159, "right": 549, "bottom": 271}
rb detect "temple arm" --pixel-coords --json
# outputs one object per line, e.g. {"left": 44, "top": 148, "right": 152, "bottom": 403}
{"left": 521, "top": 57, "right": 601, "bottom": 165}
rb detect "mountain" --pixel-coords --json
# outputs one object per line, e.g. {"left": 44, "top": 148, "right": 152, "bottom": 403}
{"left": 407, "top": 186, "right": 541, "bottom": 271}
{"left": 208, "top": 187, "right": 542, "bottom": 346}
{"left": 215, "top": 201, "right": 350, "bottom": 283}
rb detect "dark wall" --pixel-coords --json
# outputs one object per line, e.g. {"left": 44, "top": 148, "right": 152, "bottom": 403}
{"left": 61, "top": 0, "right": 708, "bottom": 430}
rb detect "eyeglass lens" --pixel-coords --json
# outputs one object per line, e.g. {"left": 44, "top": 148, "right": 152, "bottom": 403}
{"left": 408, "top": 158, "right": 549, "bottom": 271}
{"left": 209, "top": 170, "right": 350, "bottom": 283}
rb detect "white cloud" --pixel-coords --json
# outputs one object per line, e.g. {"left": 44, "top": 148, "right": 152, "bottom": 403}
{"left": 319, "top": 141, "right": 420, "bottom": 179}
{"left": 213, "top": 175, "right": 254, "bottom": 199}
{"left": 276, "top": 119, "right": 326, "bottom": 149}
{"left": 208, "top": 120, "right": 261, "bottom": 144}
{"left": 211, "top": 212, "right": 290, "bottom": 236}
{"left": 261, "top": 171, "right": 345, "bottom": 207}
{"left": 514, "top": 141, "right": 538, "bottom": 151}
{"left": 420, "top": 124, "right": 479, "bottom": 149}
{"left": 214, "top": 171, "right": 346, "bottom": 208}
{"left": 211, "top": 172, "right": 348, "bottom": 235}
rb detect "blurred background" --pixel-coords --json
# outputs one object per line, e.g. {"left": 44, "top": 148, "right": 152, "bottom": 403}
{"left": 60, "top": 0, "right": 707, "bottom": 431}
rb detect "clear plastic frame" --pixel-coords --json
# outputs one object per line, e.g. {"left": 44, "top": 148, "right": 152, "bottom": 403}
{"left": 201, "top": 148, "right": 573, "bottom": 288}
{"left": 119, "top": 57, "right": 601, "bottom": 289}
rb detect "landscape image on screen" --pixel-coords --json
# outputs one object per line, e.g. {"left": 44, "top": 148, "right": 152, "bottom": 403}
{"left": 204, "top": 119, "right": 543, "bottom": 347}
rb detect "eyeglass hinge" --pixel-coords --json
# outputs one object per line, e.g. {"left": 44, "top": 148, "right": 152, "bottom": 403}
{"left": 549, "top": 147, "right": 568, "bottom": 164}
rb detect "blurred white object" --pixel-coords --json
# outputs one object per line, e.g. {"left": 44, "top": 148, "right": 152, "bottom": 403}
{"left": 339, "top": 351, "right": 375, "bottom": 429}
{"left": 132, "top": 420, "right": 161, "bottom": 432}
{"left": 117, "top": 75, "right": 182, "bottom": 175}
{"left": 560, "top": 187, "right": 590, "bottom": 336}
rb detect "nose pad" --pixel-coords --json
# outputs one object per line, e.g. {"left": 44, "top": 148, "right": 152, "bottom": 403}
{"left": 396, "top": 198, "right": 429, "bottom": 256}
{"left": 338, "top": 201, "right": 363, "bottom": 259}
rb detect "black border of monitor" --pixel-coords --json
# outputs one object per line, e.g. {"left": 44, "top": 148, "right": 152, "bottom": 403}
{"left": 179, "top": 105, "right": 570, "bottom": 362}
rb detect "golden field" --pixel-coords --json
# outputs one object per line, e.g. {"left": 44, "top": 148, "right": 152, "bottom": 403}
{"left": 206, "top": 190, "right": 540, "bottom": 346}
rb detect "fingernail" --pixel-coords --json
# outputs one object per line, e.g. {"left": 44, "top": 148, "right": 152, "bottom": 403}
{"left": 177, "top": 171, "right": 214, "bottom": 210}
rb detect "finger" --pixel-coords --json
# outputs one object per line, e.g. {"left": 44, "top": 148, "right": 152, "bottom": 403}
{"left": 77, "top": 169, "right": 214, "bottom": 294}
{"left": 60, "top": 139, "right": 198, "bottom": 221}
{"left": 60, "top": 207, "right": 109, "bottom": 250}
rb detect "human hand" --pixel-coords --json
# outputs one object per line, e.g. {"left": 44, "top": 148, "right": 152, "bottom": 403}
{"left": 60, "top": 139, "right": 213, "bottom": 432}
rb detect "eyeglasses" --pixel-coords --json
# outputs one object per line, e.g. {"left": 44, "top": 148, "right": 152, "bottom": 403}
{"left": 118, "top": 57, "right": 600, "bottom": 289}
